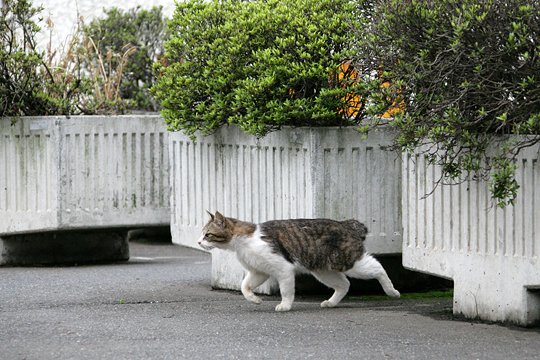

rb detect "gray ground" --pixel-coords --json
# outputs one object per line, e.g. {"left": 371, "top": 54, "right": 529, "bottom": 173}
{"left": 1, "top": 241, "right": 539, "bottom": 360}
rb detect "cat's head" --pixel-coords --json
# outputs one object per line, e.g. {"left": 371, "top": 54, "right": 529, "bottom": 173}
{"left": 197, "top": 211, "right": 233, "bottom": 250}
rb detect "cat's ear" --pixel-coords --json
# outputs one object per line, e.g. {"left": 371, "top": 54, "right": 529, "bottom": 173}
{"left": 215, "top": 211, "right": 226, "bottom": 225}
{"left": 205, "top": 210, "right": 215, "bottom": 221}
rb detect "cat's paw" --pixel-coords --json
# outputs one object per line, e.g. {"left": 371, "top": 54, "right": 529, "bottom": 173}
{"left": 275, "top": 303, "right": 292, "bottom": 312}
{"left": 246, "top": 295, "right": 262, "bottom": 304}
{"left": 320, "top": 300, "right": 336, "bottom": 308}
{"left": 388, "top": 289, "right": 400, "bottom": 298}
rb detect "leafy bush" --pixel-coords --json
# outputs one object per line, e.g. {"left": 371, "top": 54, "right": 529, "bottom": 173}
{"left": 1, "top": 1, "right": 168, "bottom": 117}
{"left": 152, "top": 0, "right": 365, "bottom": 137}
{"left": 83, "top": 6, "right": 168, "bottom": 112}
{"left": 358, "top": 0, "right": 540, "bottom": 206}
{"left": 71, "top": 30, "right": 137, "bottom": 114}
{"left": 0, "top": 0, "right": 85, "bottom": 117}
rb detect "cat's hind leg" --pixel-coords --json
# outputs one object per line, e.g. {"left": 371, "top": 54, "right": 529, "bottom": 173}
{"left": 311, "top": 271, "right": 350, "bottom": 308}
{"left": 345, "top": 254, "right": 400, "bottom": 298}
{"left": 241, "top": 271, "right": 270, "bottom": 304}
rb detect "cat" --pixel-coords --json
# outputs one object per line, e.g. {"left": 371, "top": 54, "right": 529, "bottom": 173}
{"left": 198, "top": 211, "right": 400, "bottom": 312}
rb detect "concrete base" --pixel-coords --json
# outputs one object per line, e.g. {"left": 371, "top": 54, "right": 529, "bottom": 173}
{"left": 447, "top": 255, "right": 540, "bottom": 327}
{"left": 127, "top": 226, "right": 172, "bottom": 243}
{"left": 0, "top": 230, "right": 129, "bottom": 266}
{"left": 402, "top": 145, "right": 540, "bottom": 326}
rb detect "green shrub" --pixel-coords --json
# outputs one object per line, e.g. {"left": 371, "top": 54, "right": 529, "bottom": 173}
{"left": 0, "top": 1, "right": 168, "bottom": 117}
{"left": 152, "top": 0, "right": 366, "bottom": 137}
{"left": 83, "top": 6, "right": 168, "bottom": 112}
{"left": 0, "top": 0, "right": 85, "bottom": 117}
{"left": 358, "top": 0, "right": 540, "bottom": 206}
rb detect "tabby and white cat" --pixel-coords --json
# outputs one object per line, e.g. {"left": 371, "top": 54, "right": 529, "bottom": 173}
{"left": 198, "top": 211, "right": 400, "bottom": 312}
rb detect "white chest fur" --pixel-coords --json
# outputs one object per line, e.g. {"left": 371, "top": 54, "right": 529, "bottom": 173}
{"left": 230, "top": 226, "right": 294, "bottom": 278}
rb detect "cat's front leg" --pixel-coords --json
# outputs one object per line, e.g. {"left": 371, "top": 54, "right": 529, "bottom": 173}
{"left": 241, "top": 271, "right": 269, "bottom": 304}
{"left": 275, "top": 273, "right": 295, "bottom": 312}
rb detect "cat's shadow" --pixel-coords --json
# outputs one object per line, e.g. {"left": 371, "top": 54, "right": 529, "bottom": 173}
{"left": 246, "top": 298, "right": 403, "bottom": 314}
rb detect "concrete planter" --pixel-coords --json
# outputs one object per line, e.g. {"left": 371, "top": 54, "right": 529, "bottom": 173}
{"left": 169, "top": 125, "right": 402, "bottom": 293}
{"left": 402, "top": 144, "right": 540, "bottom": 326}
{"left": 0, "top": 115, "right": 170, "bottom": 264}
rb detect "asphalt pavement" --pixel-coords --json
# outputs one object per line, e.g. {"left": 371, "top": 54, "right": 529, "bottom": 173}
{"left": 1, "top": 240, "right": 539, "bottom": 360}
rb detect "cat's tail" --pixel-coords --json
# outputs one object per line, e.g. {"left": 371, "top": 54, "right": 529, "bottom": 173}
{"left": 341, "top": 219, "right": 368, "bottom": 240}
